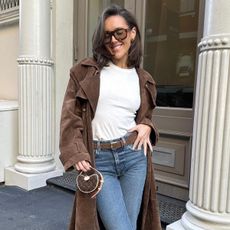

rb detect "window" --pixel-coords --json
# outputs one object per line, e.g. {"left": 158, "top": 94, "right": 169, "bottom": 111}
{"left": 143, "top": 0, "right": 199, "bottom": 108}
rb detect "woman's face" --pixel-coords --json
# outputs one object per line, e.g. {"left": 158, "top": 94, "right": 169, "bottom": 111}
{"left": 104, "top": 15, "right": 136, "bottom": 68}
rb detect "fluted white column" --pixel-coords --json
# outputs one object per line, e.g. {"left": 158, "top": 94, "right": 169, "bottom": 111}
{"left": 5, "top": 0, "right": 62, "bottom": 190}
{"left": 15, "top": 58, "right": 55, "bottom": 173}
{"left": 167, "top": 0, "right": 230, "bottom": 229}
{"left": 15, "top": 0, "right": 55, "bottom": 173}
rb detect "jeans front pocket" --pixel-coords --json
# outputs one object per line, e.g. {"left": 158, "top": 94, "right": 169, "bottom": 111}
{"left": 95, "top": 149, "right": 115, "bottom": 174}
{"left": 126, "top": 144, "right": 146, "bottom": 156}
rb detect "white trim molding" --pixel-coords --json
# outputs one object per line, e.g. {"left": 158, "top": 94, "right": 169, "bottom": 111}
{"left": 198, "top": 35, "right": 230, "bottom": 51}
{"left": 0, "top": 0, "right": 19, "bottom": 25}
{"left": 17, "top": 57, "right": 54, "bottom": 66}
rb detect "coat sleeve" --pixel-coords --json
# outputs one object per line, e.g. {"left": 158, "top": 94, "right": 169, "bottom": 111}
{"left": 59, "top": 70, "right": 91, "bottom": 171}
{"left": 138, "top": 77, "right": 159, "bottom": 146}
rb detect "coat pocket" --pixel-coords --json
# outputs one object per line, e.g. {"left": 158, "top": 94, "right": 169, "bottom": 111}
{"left": 76, "top": 87, "right": 87, "bottom": 101}
{"left": 73, "top": 135, "right": 88, "bottom": 152}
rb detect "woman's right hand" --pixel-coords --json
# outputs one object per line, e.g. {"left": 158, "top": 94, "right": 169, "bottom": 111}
{"left": 75, "top": 160, "right": 91, "bottom": 172}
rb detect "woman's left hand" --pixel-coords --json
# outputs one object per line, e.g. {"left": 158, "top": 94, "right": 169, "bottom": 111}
{"left": 129, "top": 124, "right": 153, "bottom": 156}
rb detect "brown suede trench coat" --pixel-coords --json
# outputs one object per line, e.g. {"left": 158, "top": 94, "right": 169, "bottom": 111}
{"left": 59, "top": 58, "right": 162, "bottom": 230}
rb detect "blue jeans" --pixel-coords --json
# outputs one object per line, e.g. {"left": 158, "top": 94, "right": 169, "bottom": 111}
{"left": 95, "top": 138, "right": 147, "bottom": 230}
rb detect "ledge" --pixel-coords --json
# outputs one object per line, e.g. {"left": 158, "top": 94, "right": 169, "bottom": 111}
{"left": 0, "top": 6, "right": 19, "bottom": 26}
{"left": 0, "top": 100, "right": 18, "bottom": 111}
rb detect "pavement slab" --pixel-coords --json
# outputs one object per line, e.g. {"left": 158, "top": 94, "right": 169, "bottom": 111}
{"left": 0, "top": 182, "right": 170, "bottom": 230}
{"left": 0, "top": 185, "right": 74, "bottom": 230}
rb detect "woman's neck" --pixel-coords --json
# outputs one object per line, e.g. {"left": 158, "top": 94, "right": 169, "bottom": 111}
{"left": 112, "top": 59, "right": 128, "bottom": 69}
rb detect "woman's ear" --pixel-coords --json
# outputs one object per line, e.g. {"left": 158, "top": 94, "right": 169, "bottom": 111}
{"left": 130, "top": 27, "right": 137, "bottom": 41}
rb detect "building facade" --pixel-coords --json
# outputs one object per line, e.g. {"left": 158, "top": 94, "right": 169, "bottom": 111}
{"left": 0, "top": 0, "right": 229, "bottom": 229}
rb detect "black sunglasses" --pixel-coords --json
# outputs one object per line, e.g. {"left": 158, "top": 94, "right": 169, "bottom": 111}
{"left": 104, "top": 28, "right": 131, "bottom": 44}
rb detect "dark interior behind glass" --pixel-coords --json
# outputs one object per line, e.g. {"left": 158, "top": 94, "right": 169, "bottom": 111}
{"left": 144, "top": 0, "right": 199, "bottom": 108}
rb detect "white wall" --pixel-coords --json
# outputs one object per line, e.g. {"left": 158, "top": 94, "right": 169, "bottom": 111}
{"left": 0, "top": 23, "right": 19, "bottom": 99}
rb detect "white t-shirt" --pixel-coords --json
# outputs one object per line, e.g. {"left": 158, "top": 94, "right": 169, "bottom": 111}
{"left": 92, "top": 62, "right": 140, "bottom": 141}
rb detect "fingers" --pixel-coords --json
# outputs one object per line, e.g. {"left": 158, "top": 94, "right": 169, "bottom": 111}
{"left": 147, "top": 140, "right": 153, "bottom": 152}
{"left": 133, "top": 135, "right": 149, "bottom": 154}
{"left": 131, "top": 124, "right": 153, "bottom": 155}
{"left": 132, "top": 136, "right": 140, "bottom": 150}
{"left": 132, "top": 131, "right": 146, "bottom": 150}
{"left": 137, "top": 138, "right": 149, "bottom": 156}
{"left": 75, "top": 160, "right": 91, "bottom": 172}
{"left": 137, "top": 138, "right": 144, "bottom": 150}
{"left": 145, "top": 139, "right": 153, "bottom": 156}
{"left": 143, "top": 141, "right": 147, "bottom": 156}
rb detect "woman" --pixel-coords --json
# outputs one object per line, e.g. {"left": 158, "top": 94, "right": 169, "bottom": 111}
{"left": 59, "top": 4, "right": 161, "bottom": 230}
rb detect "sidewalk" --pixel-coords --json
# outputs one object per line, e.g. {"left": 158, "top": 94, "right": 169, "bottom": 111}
{"left": 0, "top": 173, "right": 180, "bottom": 230}
{"left": 0, "top": 184, "right": 74, "bottom": 230}
{"left": 47, "top": 171, "right": 184, "bottom": 228}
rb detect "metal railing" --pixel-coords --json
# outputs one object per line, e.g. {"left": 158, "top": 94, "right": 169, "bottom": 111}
{"left": 0, "top": 0, "right": 19, "bottom": 12}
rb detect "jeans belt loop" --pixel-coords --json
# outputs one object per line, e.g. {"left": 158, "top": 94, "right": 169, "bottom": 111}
{"left": 110, "top": 141, "right": 117, "bottom": 150}
{"left": 97, "top": 141, "right": 101, "bottom": 151}
{"left": 121, "top": 137, "right": 126, "bottom": 148}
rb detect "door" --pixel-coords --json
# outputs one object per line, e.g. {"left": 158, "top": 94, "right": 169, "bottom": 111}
{"left": 141, "top": 0, "right": 203, "bottom": 201}
{"left": 73, "top": 0, "right": 203, "bottom": 201}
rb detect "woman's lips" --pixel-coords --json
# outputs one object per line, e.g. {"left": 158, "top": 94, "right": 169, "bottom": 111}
{"left": 110, "top": 43, "right": 122, "bottom": 52}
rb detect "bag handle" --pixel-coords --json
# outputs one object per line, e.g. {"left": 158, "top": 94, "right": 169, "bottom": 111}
{"left": 77, "top": 166, "right": 104, "bottom": 198}
{"left": 79, "top": 165, "right": 102, "bottom": 177}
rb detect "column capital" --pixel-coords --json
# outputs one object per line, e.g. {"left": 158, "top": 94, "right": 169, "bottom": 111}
{"left": 17, "top": 56, "right": 54, "bottom": 66}
{"left": 198, "top": 35, "right": 230, "bottom": 51}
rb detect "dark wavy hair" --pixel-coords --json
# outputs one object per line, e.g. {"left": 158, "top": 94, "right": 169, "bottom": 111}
{"left": 92, "top": 4, "right": 142, "bottom": 69}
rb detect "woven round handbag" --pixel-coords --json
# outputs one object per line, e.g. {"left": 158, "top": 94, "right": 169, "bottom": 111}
{"left": 76, "top": 166, "right": 104, "bottom": 198}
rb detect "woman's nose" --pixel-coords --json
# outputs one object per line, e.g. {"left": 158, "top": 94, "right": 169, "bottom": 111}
{"left": 111, "top": 34, "right": 118, "bottom": 43}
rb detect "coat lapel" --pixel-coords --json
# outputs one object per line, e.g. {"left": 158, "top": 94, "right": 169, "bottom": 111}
{"left": 79, "top": 61, "right": 100, "bottom": 116}
{"left": 77, "top": 61, "right": 155, "bottom": 119}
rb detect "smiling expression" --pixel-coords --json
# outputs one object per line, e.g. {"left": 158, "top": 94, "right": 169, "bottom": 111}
{"left": 104, "top": 15, "right": 136, "bottom": 68}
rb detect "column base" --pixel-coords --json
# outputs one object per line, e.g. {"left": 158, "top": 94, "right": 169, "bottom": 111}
{"left": 167, "top": 210, "right": 230, "bottom": 230}
{"left": 15, "top": 156, "right": 56, "bottom": 174}
{"left": 4, "top": 166, "right": 63, "bottom": 190}
{"left": 166, "top": 220, "right": 185, "bottom": 230}
{"left": 167, "top": 214, "right": 209, "bottom": 230}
